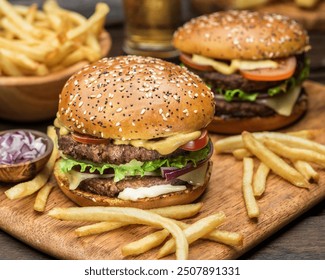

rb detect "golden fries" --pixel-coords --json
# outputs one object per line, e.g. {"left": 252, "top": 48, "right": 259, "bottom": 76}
{"left": 5, "top": 126, "right": 59, "bottom": 199}
{"left": 122, "top": 229, "right": 170, "bottom": 257}
{"left": 264, "top": 138, "right": 325, "bottom": 168}
{"left": 242, "top": 157, "right": 259, "bottom": 218}
{"left": 0, "top": 0, "right": 110, "bottom": 76}
{"left": 33, "top": 175, "right": 56, "bottom": 212}
{"left": 293, "top": 160, "right": 319, "bottom": 183}
{"left": 157, "top": 212, "right": 226, "bottom": 258}
{"left": 75, "top": 203, "right": 203, "bottom": 237}
{"left": 253, "top": 162, "right": 270, "bottom": 197}
{"left": 242, "top": 132, "right": 308, "bottom": 188}
{"left": 49, "top": 206, "right": 189, "bottom": 260}
{"left": 214, "top": 129, "right": 324, "bottom": 219}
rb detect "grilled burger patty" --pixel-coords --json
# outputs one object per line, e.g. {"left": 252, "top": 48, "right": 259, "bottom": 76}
{"left": 215, "top": 89, "right": 307, "bottom": 119}
{"left": 57, "top": 131, "right": 186, "bottom": 165}
{"left": 79, "top": 176, "right": 186, "bottom": 197}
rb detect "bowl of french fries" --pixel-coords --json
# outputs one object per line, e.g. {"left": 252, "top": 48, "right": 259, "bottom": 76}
{"left": 0, "top": 0, "right": 111, "bottom": 122}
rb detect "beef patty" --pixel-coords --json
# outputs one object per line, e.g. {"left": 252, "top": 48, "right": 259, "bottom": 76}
{"left": 57, "top": 132, "right": 186, "bottom": 165}
{"left": 78, "top": 176, "right": 186, "bottom": 197}
{"left": 214, "top": 89, "right": 307, "bottom": 119}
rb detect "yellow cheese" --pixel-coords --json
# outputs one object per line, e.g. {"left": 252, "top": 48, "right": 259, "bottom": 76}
{"left": 66, "top": 170, "right": 114, "bottom": 190}
{"left": 257, "top": 86, "right": 301, "bottom": 116}
{"left": 191, "top": 54, "right": 278, "bottom": 75}
{"left": 114, "top": 130, "right": 201, "bottom": 155}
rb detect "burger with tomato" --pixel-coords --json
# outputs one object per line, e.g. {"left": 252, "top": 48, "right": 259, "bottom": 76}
{"left": 53, "top": 55, "right": 215, "bottom": 209}
{"left": 173, "top": 10, "right": 311, "bottom": 134}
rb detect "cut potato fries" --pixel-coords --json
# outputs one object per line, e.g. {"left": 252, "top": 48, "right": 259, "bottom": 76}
{"left": 264, "top": 138, "right": 325, "bottom": 168}
{"left": 5, "top": 126, "right": 59, "bottom": 199}
{"left": 75, "top": 203, "right": 203, "bottom": 237}
{"left": 214, "top": 129, "right": 324, "bottom": 219}
{"left": 33, "top": 175, "right": 56, "bottom": 212}
{"left": 157, "top": 212, "right": 226, "bottom": 258}
{"left": 293, "top": 161, "right": 319, "bottom": 183}
{"left": 242, "top": 132, "right": 308, "bottom": 188}
{"left": 214, "top": 130, "right": 317, "bottom": 154}
{"left": 49, "top": 205, "right": 242, "bottom": 260}
{"left": 242, "top": 157, "right": 259, "bottom": 218}
{"left": 253, "top": 162, "right": 270, "bottom": 196}
{"left": 0, "top": 0, "right": 110, "bottom": 76}
{"left": 122, "top": 229, "right": 170, "bottom": 257}
{"left": 49, "top": 206, "right": 189, "bottom": 260}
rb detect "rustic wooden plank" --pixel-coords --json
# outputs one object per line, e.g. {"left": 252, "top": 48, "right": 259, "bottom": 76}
{"left": 0, "top": 81, "right": 324, "bottom": 260}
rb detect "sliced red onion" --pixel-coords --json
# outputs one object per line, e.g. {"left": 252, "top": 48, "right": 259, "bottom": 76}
{"left": 161, "top": 141, "right": 213, "bottom": 181}
{"left": 0, "top": 131, "right": 47, "bottom": 165}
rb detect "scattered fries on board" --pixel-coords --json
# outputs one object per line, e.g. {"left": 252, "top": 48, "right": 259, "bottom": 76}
{"left": 48, "top": 203, "right": 243, "bottom": 260}
{"left": 214, "top": 129, "right": 325, "bottom": 219}
{"left": 0, "top": 0, "right": 110, "bottom": 76}
{"left": 4, "top": 126, "right": 59, "bottom": 212}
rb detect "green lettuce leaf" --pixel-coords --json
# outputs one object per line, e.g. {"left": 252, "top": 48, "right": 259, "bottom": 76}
{"left": 60, "top": 145, "right": 211, "bottom": 182}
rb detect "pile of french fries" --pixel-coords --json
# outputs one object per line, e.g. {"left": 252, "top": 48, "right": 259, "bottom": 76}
{"left": 5, "top": 126, "right": 59, "bottom": 212}
{"left": 215, "top": 129, "right": 325, "bottom": 218}
{"left": 0, "top": 0, "right": 109, "bottom": 76}
{"left": 49, "top": 203, "right": 243, "bottom": 260}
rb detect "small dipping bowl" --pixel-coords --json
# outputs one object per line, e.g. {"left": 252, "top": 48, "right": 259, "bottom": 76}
{"left": 0, "top": 129, "right": 54, "bottom": 183}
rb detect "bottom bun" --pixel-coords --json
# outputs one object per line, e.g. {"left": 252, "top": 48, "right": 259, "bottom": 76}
{"left": 208, "top": 96, "right": 308, "bottom": 134}
{"left": 54, "top": 160, "right": 213, "bottom": 209}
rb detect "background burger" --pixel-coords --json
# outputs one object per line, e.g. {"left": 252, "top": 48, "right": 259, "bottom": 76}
{"left": 173, "top": 10, "right": 311, "bottom": 134}
{"left": 54, "top": 55, "right": 215, "bottom": 209}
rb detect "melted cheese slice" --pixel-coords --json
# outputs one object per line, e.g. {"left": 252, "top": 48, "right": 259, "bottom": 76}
{"left": 114, "top": 130, "right": 201, "bottom": 155}
{"left": 192, "top": 54, "right": 278, "bottom": 75}
{"left": 66, "top": 170, "right": 114, "bottom": 190}
{"left": 257, "top": 86, "right": 301, "bottom": 116}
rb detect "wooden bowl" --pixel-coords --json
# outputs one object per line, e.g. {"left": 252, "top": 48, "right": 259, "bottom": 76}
{"left": 0, "top": 129, "right": 54, "bottom": 183}
{"left": 0, "top": 31, "right": 111, "bottom": 122}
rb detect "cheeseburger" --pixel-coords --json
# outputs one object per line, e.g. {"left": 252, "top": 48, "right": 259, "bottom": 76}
{"left": 54, "top": 55, "right": 215, "bottom": 209}
{"left": 173, "top": 10, "right": 311, "bottom": 134}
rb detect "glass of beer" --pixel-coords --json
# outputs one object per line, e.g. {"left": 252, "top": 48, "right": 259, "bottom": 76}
{"left": 122, "top": 0, "right": 181, "bottom": 58}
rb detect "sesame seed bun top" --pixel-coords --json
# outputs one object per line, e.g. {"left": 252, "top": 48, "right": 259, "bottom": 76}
{"left": 57, "top": 55, "right": 215, "bottom": 140}
{"left": 173, "top": 10, "right": 310, "bottom": 60}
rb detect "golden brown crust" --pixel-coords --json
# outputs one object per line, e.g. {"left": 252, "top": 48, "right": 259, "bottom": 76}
{"left": 54, "top": 160, "right": 213, "bottom": 209}
{"left": 173, "top": 10, "right": 310, "bottom": 60}
{"left": 207, "top": 98, "right": 308, "bottom": 134}
{"left": 57, "top": 55, "right": 215, "bottom": 140}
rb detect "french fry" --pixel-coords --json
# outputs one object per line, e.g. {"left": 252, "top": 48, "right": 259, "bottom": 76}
{"left": 242, "top": 157, "right": 259, "bottom": 218}
{"left": 48, "top": 206, "right": 189, "bottom": 260}
{"left": 0, "top": 0, "right": 110, "bottom": 76}
{"left": 157, "top": 212, "right": 226, "bottom": 258}
{"left": 203, "top": 230, "right": 243, "bottom": 246}
{"left": 293, "top": 160, "right": 319, "bottom": 183}
{"left": 66, "top": 3, "right": 109, "bottom": 40}
{"left": 75, "top": 203, "right": 203, "bottom": 236}
{"left": 122, "top": 229, "right": 170, "bottom": 257}
{"left": 264, "top": 138, "right": 325, "bottom": 167}
{"left": 0, "top": 0, "right": 42, "bottom": 38}
{"left": 5, "top": 126, "right": 59, "bottom": 199}
{"left": 214, "top": 130, "right": 319, "bottom": 154}
{"left": 33, "top": 175, "right": 56, "bottom": 212}
{"left": 0, "top": 51, "right": 23, "bottom": 76}
{"left": 253, "top": 162, "right": 270, "bottom": 197}
{"left": 242, "top": 131, "right": 308, "bottom": 188}
{"left": 150, "top": 203, "right": 203, "bottom": 220}
{"left": 232, "top": 148, "right": 253, "bottom": 160}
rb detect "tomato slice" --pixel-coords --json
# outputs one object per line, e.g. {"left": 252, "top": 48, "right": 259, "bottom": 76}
{"left": 240, "top": 56, "right": 297, "bottom": 81}
{"left": 180, "top": 52, "right": 214, "bottom": 72}
{"left": 180, "top": 129, "right": 209, "bottom": 151}
{"left": 72, "top": 132, "right": 109, "bottom": 144}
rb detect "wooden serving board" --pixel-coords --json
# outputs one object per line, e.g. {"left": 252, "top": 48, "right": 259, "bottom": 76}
{"left": 0, "top": 81, "right": 324, "bottom": 260}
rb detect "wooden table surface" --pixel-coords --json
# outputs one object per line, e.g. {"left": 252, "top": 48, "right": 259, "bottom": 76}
{"left": 0, "top": 1, "right": 324, "bottom": 260}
